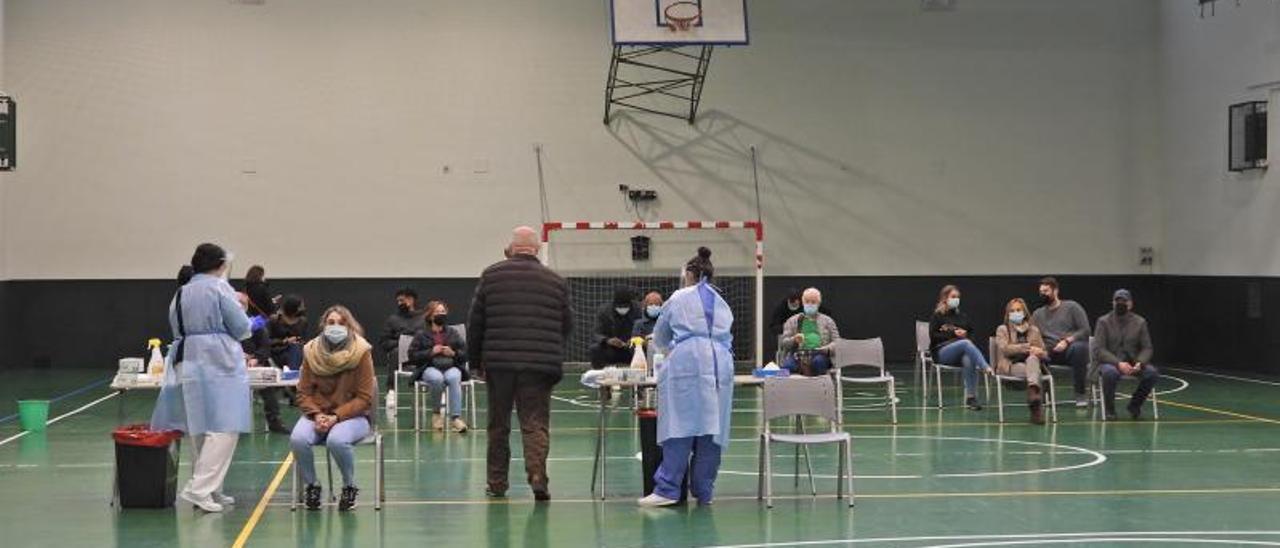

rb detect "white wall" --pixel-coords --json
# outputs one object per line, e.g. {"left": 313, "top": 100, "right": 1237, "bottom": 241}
{"left": 1157, "top": 0, "right": 1280, "bottom": 276}
{"left": 2, "top": 0, "right": 1160, "bottom": 279}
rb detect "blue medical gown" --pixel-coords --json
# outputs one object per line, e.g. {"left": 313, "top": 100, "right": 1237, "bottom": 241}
{"left": 150, "top": 273, "right": 253, "bottom": 435}
{"left": 653, "top": 281, "right": 734, "bottom": 448}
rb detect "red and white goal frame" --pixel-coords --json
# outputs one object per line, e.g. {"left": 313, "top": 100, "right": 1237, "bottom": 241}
{"left": 541, "top": 220, "right": 764, "bottom": 366}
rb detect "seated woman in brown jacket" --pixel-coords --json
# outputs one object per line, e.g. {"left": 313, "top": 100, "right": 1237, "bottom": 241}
{"left": 995, "top": 298, "right": 1049, "bottom": 424}
{"left": 289, "top": 305, "right": 375, "bottom": 511}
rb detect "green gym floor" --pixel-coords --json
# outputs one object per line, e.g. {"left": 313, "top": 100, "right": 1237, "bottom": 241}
{"left": 1, "top": 366, "right": 1278, "bottom": 548}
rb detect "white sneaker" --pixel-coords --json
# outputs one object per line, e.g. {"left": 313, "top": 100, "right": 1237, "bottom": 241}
{"left": 180, "top": 491, "right": 224, "bottom": 513}
{"left": 212, "top": 492, "right": 235, "bottom": 506}
{"left": 1074, "top": 395, "right": 1089, "bottom": 408}
{"left": 637, "top": 493, "right": 678, "bottom": 507}
{"left": 385, "top": 390, "right": 397, "bottom": 409}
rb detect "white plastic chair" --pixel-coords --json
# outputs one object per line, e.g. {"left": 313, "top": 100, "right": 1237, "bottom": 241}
{"left": 1088, "top": 336, "right": 1159, "bottom": 421}
{"left": 413, "top": 324, "right": 479, "bottom": 432}
{"left": 987, "top": 337, "right": 1058, "bottom": 423}
{"left": 756, "top": 376, "right": 854, "bottom": 508}
{"left": 916, "top": 321, "right": 989, "bottom": 408}
{"left": 291, "top": 381, "right": 386, "bottom": 511}
{"left": 829, "top": 338, "right": 897, "bottom": 424}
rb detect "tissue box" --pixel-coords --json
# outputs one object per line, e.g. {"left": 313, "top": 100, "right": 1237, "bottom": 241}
{"left": 752, "top": 368, "right": 791, "bottom": 378}
{"left": 118, "top": 358, "right": 145, "bottom": 374}
{"left": 247, "top": 367, "right": 280, "bottom": 384}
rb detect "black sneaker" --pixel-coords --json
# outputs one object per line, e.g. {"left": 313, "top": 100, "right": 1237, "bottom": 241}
{"left": 965, "top": 397, "right": 983, "bottom": 411}
{"left": 267, "top": 420, "right": 290, "bottom": 435}
{"left": 338, "top": 486, "right": 359, "bottom": 511}
{"left": 304, "top": 484, "right": 322, "bottom": 511}
{"left": 533, "top": 488, "right": 551, "bottom": 502}
{"left": 1127, "top": 401, "right": 1143, "bottom": 420}
{"left": 485, "top": 486, "right": 507, "bottom": 498}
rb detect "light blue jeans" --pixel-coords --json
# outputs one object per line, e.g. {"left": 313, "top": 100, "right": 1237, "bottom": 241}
{"left": 420, "top": 366, "right": 463, "bottom": 418}
{"left": 936, "top": 339, "right": 990, "bottom": 399}
{"left": 290, "top": 416, "right": 370, "bottom": 487}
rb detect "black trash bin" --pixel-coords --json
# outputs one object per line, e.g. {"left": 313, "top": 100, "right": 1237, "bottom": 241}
{"left": 638, "top": 407, "right": 688, "bottom": 503}
{"left": 113, "top": 424, "right": 183, "bottom": 508}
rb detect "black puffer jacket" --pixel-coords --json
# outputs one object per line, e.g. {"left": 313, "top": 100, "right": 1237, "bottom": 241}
{"left": 467, "top": 254, "right": 572, "bottom": 380}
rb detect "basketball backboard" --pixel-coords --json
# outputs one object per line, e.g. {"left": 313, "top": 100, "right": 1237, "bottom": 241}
{"left": 609, "top": 0, "right": 749, "bottom": 46}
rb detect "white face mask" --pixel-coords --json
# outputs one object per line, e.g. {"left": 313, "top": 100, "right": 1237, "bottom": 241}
{"left": 947, "top": 297, "right": 961, "bottom": 310}
{"left": 614, "top": 306, "right": 631, "bottom": 316}
{"left": 1009, "top": 311, "right": 1026, "bottom": 324}
{"left": 323, "top": 324, "right": 349, "bottom": 344}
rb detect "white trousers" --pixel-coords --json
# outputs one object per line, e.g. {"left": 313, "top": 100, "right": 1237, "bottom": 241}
{"left": 184, "top": 432, "right": 239, "bottom": 498}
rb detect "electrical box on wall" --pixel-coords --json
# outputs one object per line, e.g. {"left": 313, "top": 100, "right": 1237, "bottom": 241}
{"left": 1228, "top": 101, "right": 1267, "bottom": 172}
{"left": 0, "top": 96, "right": 15, "bottom": 171}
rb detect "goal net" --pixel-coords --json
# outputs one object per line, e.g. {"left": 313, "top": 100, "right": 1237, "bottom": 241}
{"left": 542, "top": 221, "right": 763, "bottom": 369}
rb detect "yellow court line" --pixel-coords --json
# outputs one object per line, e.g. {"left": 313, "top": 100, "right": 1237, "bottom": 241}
{"left": 269, "top": 486, "right": 1280, "bottom": 507}
{"left": 232, "top": 453, "right": 294, "bottom": 548}
{"left": 1163, "top": 400, "right": 1280, "bottom": 425}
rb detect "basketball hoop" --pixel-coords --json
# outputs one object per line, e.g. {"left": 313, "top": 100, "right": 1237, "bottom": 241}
{"left": 664, "top": 1, "right": 701, "bottom": 31}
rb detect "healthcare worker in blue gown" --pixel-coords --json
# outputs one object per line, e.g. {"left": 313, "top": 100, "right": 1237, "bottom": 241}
{"left": 150, "top": 243, "right": 254, "bottom": 513}
{"left": 638, "top": 246, "right": 734, "bottom": 507}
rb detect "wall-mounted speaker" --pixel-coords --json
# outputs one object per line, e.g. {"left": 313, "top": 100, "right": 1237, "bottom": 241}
{"left": 0, "top": 96, "right": 14, "bottom": 171}
{"left": 1229, "top": 101, "right": 1267, "bottom": 172}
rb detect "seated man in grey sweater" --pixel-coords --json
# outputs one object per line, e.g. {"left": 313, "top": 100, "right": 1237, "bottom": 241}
{"left": 1094, "top": 289, "right": 1160, "bottom": 420}
{"left": 779, "top": 288, "right": 840, "bottom": 376}
{"left": 1031, "top": 277, "right": 1092, "bottom": 407}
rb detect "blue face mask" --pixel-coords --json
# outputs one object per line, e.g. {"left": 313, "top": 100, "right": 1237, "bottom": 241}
{"left": 1008, "top": 311, "right": 1025, "bottom": 325}
{"left": 947, "top": 297, "right": 961, "bottom": 310}
{"left": 323, "top": 324, "right": 349, "bottom": 345}
{"left": 803, "top": 303, "right": 819, "bottom": 316}
{"left": 646, "top": 305, "right": 661, "bottom": 319}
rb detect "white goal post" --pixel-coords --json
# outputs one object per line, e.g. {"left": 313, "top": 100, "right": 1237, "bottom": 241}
{"left": 542, "top": 220, "right": 764, "bottom": 368}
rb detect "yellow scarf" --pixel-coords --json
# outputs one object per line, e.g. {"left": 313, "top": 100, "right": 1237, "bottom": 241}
{"left": 303, "top": 335, "right": 371, "bottom": 377}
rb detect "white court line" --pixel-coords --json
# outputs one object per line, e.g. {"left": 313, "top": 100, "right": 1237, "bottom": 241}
{"left": 1166, "top": 367, "right": 1280, "bottom": 387}
{"left": 0, "top": 391, "right": 119, "bottom": 448}
{"left": 698, "top": 531, "right": 1280, "bottom": 548}
{"left": 921, "top": 539, "right": 1280, "bottom": 547}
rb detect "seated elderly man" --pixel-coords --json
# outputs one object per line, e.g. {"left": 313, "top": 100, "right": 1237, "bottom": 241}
{"left": 779, "top": 288, "right": 840, "bottom": 376}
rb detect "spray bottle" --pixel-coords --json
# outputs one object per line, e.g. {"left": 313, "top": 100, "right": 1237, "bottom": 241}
{"left": 147, "top": 338, "right": 165, "bottom": 378}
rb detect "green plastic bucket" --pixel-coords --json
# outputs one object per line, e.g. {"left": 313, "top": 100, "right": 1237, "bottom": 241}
{"left": 17, "top": 400, "right": 50, "bottom": 432}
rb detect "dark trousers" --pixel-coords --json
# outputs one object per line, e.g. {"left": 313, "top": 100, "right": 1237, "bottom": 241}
{"left": 1048, "top": 340, "right": 1091, "bottom": 395}
{"left": 591, "top": 344, "right": 632, "bottom": 369}
{"left": 486, "top": 370, "right": 557, "bottom": 492}
{"left": 1100, "top": 363, "right": 1160, "bottom": 415}
{"left": 260, "top": 387, "right": 282, "bottom": 424}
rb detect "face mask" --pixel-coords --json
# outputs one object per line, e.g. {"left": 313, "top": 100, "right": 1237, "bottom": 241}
{"left": 1114, "top": 302, "right": 1130, "bottom": 315}
{"left": 397, "top": 303, "right": 411, "bottom": 313}
{"left": 1039, "top": 293, "right": 1053, "bottom": 305}
{"left": 646, "top": 305, "right": 661, "bottom": 319}
{"left": 947, "top": 297, "right": 960, "bottom": 310}
{"left": 323, "top": 324, "right": 349, "bottom": 345}
{"left": 803, "top": 303, "right": 819, "bottom": 316}
{"left": 432, "top": 314, "right": 448, "bottom": 326}
{"left": 615, "top": 306, "right": 631, "bottom": 316}
{"left": 787, "top": 301, "right": 800, "bottom": 311}
{"left": 1008, "top": 311, "right": 1025, "bottom": 324}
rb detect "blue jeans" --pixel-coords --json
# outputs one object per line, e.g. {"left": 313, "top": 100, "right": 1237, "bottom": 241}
{"left": 290, "top": 416, "right": 370, "bottom": 487}
{"left": 782, "top": 352, "right": 831, "bottom": 376}
{"left": 936, "top": 339, "right": 990, "bottom": 398}
{"left": 654, "top": 434, "right": 722, "bottom": 503}
{"left": 1099, "top": 363, "right": 1160, "bottom": 415}
{"left": 420, "top": 366, "right": 463, "bottom": 418}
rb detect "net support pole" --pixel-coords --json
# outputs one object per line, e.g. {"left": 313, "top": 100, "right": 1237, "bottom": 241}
{"left": 755, "top": 238, "right": 764, "bottom": 367}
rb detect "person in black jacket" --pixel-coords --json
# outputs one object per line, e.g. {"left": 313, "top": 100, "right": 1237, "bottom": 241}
{"left": 468, "top": 226, "right": 572, "bottom": 501}
{"left": 243, "top": 265, "right": 279, "bottom": 318}
{"left": 928, "top": 284, "right": 990, "bottom": 410}
{"left": 408, "top": 300, "right": 469, "bottom": 433}
{"left": 238, "top": 292, "right": 289, "bottom": 434}
{"left": 379, "top": 287, "right": 426, "bottom": 406}
{"left": 269, "top": 295, "right": 309, "bottom": 368}
{"left": 591, "top": 287, "right": 640, "bottom": 369}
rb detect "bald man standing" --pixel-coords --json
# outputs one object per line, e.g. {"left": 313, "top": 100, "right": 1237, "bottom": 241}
{"left": 467, "top": 226, "right": 572, "bottom": 501}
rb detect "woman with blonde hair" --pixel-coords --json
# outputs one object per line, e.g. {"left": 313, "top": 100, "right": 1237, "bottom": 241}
{"left": 928, "top": 284, "right": 990, "bottom": 410}
{"left": 995, "top": 298, "right": 1049, "bottom": 424}
{"left": 290, "top": 305, "right": 376, "bottom": 511}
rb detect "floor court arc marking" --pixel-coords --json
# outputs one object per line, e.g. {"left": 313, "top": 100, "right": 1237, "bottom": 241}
{"left": 697, "top": 531, "right": 1280, "bottom": 548}
{"left": 719, "top": 435, "right": 1104, "bottom": 480}
{"left": 1166, "top": 366, "right": 1280, "bottom": 387}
